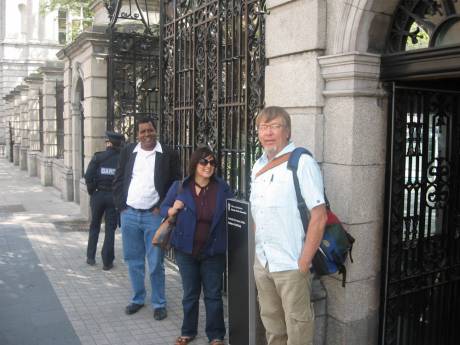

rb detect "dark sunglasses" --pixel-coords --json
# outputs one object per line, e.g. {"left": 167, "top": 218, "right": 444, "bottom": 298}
{"left": 198, "top": 158, "right": 217, "bottom": 167}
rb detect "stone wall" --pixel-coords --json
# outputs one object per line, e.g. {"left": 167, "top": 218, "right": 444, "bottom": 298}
{"left": 264, "top": 0, "right": 397, "bottom": 344}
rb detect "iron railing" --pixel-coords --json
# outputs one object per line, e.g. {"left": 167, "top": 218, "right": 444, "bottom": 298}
{"left": 160, "top": 0, "right": 266, "bottom": 199}
{"left": 380, "top": 84, "right": 460, "bottom": 345}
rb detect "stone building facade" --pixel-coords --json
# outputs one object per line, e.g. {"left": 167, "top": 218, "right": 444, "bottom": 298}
{"left": 2, "top": 1, "right": 459, "bottom": 345}
{"left": 0, "top": 0, "right": 63, "bottom": 147}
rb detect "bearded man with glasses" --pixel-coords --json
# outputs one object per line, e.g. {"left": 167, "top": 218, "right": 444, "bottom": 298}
{"left": 250, "top": 106, "right": 328, "bottom": 345}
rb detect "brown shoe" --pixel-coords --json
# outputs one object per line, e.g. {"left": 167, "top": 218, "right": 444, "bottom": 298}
{"left": 175, "top": 336, "right": 195, "bottom": 345}
{"left": 209, "top": 340, "right": 224, "bottom": 345}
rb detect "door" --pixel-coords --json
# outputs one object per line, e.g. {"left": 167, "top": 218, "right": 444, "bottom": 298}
{"left": 380, "top": 82, "right": 460, "bottom": 345}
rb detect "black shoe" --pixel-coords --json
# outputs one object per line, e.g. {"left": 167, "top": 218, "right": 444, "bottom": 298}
{"left": 86, "top": 258, "right": 96, "bottom": 266}
{"left": 153, "top": 307, "right": 167, "bottom": 320}
{"left": 125, "top": 303, "right": 143, "bottom": 315}
{"left": 102, "top": 263, "right": 113, "bottom": 271}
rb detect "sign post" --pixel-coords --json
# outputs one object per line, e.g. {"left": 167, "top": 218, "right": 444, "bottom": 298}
{"left": 226, "top": 198, "right": 256, "bottom": 345}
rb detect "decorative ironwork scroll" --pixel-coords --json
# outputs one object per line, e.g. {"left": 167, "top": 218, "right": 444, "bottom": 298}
{"left": 160, "top": 0, "right": 266, "bottom": 198}
{"left": 106, "top": 0, "right": 160, "bottom": 141}
{"left": 104, "top": 0, "right": 159, "bottom": 35}
{"left": 387, "top": 0, "right": 460, "bottom": 53}
{"left": 381, "top": 84, "right": 460, "bottom": 345}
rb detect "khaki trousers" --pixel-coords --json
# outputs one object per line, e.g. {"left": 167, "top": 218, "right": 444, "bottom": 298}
{"left": 254, "top": 258, "right": 314, "bottom": 345}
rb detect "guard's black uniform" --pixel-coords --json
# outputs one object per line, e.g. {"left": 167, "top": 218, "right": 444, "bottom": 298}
{"left": 85, "top": 145, "right": 121, "bottom": 268}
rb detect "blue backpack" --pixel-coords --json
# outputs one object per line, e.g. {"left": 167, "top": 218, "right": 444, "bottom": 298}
{"left": 287, "top": 148, "right": 355, "bottom": 287}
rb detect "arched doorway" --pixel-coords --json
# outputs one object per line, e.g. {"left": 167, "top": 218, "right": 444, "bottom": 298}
{"left": 380, "top": 1, "right": 460, "bottom": 344}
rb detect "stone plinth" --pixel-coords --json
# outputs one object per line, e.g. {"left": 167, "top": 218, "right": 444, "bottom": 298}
{"left": 20, "top": 147, "right": 28, "bottom": 170}
{"left": 79, "top": 179, "right": 90, "bottom": 220}
{"left": 27, "top": 151, "right": 38, "bottom": 177}
{"left": 40, "top": 158, "right": 53, "bottom": 186}
{"left": 62, "top": 167, "right": 74, "bottom": 201}
{"left": 13, "top": 144, "right": 20, "bottom": 165}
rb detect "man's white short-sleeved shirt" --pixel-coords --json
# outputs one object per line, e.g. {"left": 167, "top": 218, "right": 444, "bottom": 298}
{"left": 250, "top": 142, "right": 325, "bottom": 272}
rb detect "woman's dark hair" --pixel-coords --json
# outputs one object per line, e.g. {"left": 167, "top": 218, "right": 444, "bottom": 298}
{"left": 189, "top": 146, "right": 216, "bottom": 177}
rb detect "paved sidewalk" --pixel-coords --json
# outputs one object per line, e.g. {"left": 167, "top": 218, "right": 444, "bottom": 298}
{"left": 0, "top": 158, "right": 221, "bottom": 345}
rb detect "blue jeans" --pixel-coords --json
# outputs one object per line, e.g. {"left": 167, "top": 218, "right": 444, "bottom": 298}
{"left": 120, "top": 208, "right": 165, "bottom": 308}
{"left": 175, "top": 250, "right": 226, "bottom": 341}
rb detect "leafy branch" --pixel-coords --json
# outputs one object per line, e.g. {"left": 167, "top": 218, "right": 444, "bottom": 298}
{"left": 40, "top": 0, "right": 94, "bottom": 43}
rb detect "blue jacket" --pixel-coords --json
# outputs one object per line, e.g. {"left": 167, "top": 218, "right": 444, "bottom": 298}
{"left": 160, "top": 176, "right": 233, "bottom": 257}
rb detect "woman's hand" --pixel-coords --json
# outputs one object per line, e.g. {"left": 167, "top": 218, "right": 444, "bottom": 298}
{"left": 168, "top": 200, "right": 184, "bottom": 217}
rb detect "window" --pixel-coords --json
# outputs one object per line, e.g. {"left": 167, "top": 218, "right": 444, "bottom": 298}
{"left": 58, "top": 8, "right": 67, "bottom": 44}
{"left": 387, "top": 0, "right": 460, "bottom": 53}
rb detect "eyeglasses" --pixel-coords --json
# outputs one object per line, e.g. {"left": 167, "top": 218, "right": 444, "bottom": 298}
{"left": 198, "top": 158, "right": 217, "bottom": 167}
{"left": 257, "top": 123, "right": 285, "bottom": 132}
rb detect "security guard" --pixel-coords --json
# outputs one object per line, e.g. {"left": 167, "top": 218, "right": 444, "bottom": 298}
{"left": 85, "top": 131, "right": 125, "bottom": 270}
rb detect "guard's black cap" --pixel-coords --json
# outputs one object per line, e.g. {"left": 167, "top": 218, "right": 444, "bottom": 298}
{"left": 105, "top": 131, "right": 125, "bottom": 145}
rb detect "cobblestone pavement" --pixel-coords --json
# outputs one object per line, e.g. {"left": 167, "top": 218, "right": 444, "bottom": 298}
{"left": 0, "top": 158, "right": 224, "bottom": 345}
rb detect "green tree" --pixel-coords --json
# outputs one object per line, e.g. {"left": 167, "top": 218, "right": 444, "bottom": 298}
{"left": 41, "top": 0, "right": 94, "bottom": 43}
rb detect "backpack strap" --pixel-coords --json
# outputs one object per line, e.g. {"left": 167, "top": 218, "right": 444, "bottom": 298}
{"left": 287, "top": 147, "right": 312, "bottom": 171}
{"left": 255, "top": 152, "right": 291, "bottom": 178}
{"left": 287, "top": 148, "right": 311, "bottom": 232}
{"left": 287, "top": 147, "right": 330, "bottom": 208}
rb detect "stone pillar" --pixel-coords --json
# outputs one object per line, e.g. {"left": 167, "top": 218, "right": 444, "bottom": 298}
{"left": 71, "top": 105, "right": 83, "bottom": 203}
{"left": 318, "top": 52, "right": 386, "bottom": 345}
{"left": 62, "top": 166, "right": 74, "bottom": 201}
{"left": 17, "top": 84, "right": 30, "bottom": 171}
{"left": 37, "top": 62, "right": 64, "bottom": 186}
{"left": 265, "top": 0, "right": 326, "bottom": 159}
{"left": 57, "top": 30, "right": 109, "bottom": 212}
{"left": 60, "top": 60, "right": 74, "bottom": 201}
{"left": 24, "top": 73, "right": 43, "bottom": 177}
{"left": 12, "top": 89, "right": 22, "bottom": 166}
{"left": 13, "top": 144, "right": 20, "bottom": 165}
{"left": 263, "top": 1, "right": 327, "bottom": 344}
{"left": 3, "top": 94, "right": 14, "bottom": 162}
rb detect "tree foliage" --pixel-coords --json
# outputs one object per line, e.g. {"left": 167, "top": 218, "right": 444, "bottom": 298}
{"left": 40, "top": 0, "right": 94, "bottom": 43}
{"left": 41, "top": 0, "right": 92, "bottom": 13}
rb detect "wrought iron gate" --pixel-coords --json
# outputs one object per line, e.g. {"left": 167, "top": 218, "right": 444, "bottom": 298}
{"left": 381, "top": 84, "right": 460, "bottom": 345}
{"left": 160, "top": 0, "right": 266, "bottom": 198}
{"left": 105, "top": 0, "right": 160, "bottom": 141}
{"left": 107, "top": 32, "right": 160, "bottom": 140}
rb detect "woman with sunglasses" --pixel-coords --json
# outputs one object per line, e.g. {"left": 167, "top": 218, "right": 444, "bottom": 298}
{"left": 160, "top": 147, "right": 233, "bottom": 345}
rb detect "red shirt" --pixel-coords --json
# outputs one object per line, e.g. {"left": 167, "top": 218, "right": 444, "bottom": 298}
{"left": 190, "top": 179, "right": 218, "bottom": 257}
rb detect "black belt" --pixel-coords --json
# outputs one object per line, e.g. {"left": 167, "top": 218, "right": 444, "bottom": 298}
{"left": 127, "top": 205, "right": 157, "bottom": 212}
